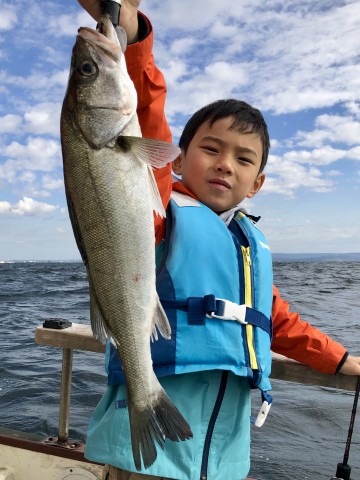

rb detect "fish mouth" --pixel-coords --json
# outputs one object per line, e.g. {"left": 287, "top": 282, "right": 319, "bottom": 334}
{"left": 77, "top": 26, "right": 121, "bottom": 63}
{"left": 208, "top": 178, "right": 231, "bottom": 190}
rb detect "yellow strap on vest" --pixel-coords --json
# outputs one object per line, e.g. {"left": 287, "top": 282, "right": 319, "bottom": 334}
{"left": 241, "top": 245, "right": 259, "bottom": 370}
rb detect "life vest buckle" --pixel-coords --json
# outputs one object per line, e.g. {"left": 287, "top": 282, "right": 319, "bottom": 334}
{"left": 206, "top": 298, "right": 248, "bottom": 325}
{"left": 254, "top": 400, "right": 271, "bottom": 427}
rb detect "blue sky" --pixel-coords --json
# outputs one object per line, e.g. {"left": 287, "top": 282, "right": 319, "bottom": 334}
{"left": 0, "top": 0, "right": 359, "bottom": 260}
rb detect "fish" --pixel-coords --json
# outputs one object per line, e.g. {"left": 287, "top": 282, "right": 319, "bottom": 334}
{"left": 60, "top": 14, "right": 192, "bottom": 470}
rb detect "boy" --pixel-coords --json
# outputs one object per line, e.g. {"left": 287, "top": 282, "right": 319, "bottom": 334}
{"left": 77, "top": 2, "right": 360, "bottom": 479}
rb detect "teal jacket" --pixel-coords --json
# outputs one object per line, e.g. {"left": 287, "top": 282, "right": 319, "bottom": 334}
{"left": 85, "top": 194, "right": 273, "bottom": 480}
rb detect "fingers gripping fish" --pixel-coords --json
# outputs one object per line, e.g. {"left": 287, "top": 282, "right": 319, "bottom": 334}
{"left": 60, "top": 14, "right": 192, "bottom": 470}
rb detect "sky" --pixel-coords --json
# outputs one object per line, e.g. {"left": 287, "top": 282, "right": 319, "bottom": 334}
{"left": 0, "top": 0, "right": 359, "bottom": 260}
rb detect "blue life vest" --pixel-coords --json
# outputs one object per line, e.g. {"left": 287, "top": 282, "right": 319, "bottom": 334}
{"left": 106, "top": 192, "right": 273, "bottom": 398}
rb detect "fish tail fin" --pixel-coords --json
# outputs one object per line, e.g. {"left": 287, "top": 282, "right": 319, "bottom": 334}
{"left": 128, "top": 385, "right": 193, "bottom": 470}
{"left": 151, "top": 298, "right": 171, "bottom": 341}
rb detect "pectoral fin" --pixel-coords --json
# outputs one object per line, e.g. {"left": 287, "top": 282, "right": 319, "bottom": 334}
{"left": 147, "top": 165, "right": 166, "bottom": 217}
{"left": 89, "top": 281, "right": 109, "bottom": 344}
{"left": 118, "top": 136, "right": 180, "bottom": 217}
{"left": 122, "top": 136, "right": 180, "bottom": 169}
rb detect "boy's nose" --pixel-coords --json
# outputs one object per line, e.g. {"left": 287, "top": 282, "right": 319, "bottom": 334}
{"left": 214, "top": 156, "right": 233, "bottom": 174}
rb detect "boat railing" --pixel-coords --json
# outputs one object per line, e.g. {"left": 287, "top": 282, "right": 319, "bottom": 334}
{"left": 34, "top": 321, "right": 359, "bottom": 446}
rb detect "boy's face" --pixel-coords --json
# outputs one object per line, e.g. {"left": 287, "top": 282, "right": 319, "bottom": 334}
{"left": 173, "top": 117, "right": 265, "bottom": 213}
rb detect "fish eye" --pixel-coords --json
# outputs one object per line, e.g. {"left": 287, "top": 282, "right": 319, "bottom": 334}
{"left": 78, "top": 61, "right": 97, "bottom": 77}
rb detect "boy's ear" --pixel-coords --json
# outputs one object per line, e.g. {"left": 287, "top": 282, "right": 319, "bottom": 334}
{"left": 246, "top": 172, "right": 266, "bottom": 199}
{"left": 172, "top": 153, "right": 183, "bottom": 174}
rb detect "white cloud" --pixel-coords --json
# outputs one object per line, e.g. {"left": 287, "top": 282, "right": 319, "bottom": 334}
{"left": 296, "top": 114, "right": 360, "bottom": 148}
{"left": 2, "top": 137, "right": 60, "bottom": 167}
{"left": 169, "top": 38, "right": 196, "bottom": 57}
{"left": 0, "top": 6, "right": 17, "bottom": 30}
{"left": 269, "top": 139, "right": 280, "bottom": 150}
{"left": 165, "top": 61, "right": 249, "bottom": 120}
{"left": 210, "top": 20, "right": 238, "bottom": 39}
{"left": 284, "top": 147, "right": 347, "bottom": 166}
{"left": 142, "top": 0, "right": 254, "bottom": 33}
{"left": 0, "top": 197, "right": 58, "bottom": 216}
{"left": 204, "top": 61, "right": 248, "bottom": 87}
{"left": 3, "top": 1, "right": 91, "bottom": 40}
{"left": 346, "top": 146, "right": 360, "bottom": 161}
{"left": 161, "top": 60, "right": 189, "bottom": 86}
{"left": 47, "top": 10, "right": 95, "bottom": 37}
{"left": 345, "top": 102, "right": 360, "bottom": 119}
{"left": 0, "top": 128, "right": 64, "bottom": 200}
{"left": 0, "top": 114, "right": 22, "bottom": 133}
{"left": 18, "top": 170, "right": 36, "bottom": 184}
{"left": 0, "top": 200, "right": 11, "bottom": 214}
{"left": 259, "top": 87, "right": 354, "bottom": 115}
{"left": 0, "top": 137, "right": 61, "bottom": 190}
{"left": 24, "top": 102, "right": 61, "bottom": 136}
{"left": 150, "top": 1, "right": 360, "bottom": 116}
{"left": 263, "top": 154, "right": 334, "bottom": 196}
{"left": 327, "top": 170, "right": 343, "bottom": 177}
{"left": 41, "top": 174, "right": 63, "bottom": 191}
{"left": 0, "top": 103, "right": 62, "bottom": 138}
{"left": 250, "top": 4, "right": 360, "bottom": 114}
{"left": 0, "top": 84, "right": 8, "bottom": 96}
{"left": 0, "top": 69, "right": 68, "bottom": 91}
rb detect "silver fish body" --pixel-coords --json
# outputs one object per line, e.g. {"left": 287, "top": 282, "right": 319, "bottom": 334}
{"left": 60, "top": 15, "right": 192, "bottom": 470}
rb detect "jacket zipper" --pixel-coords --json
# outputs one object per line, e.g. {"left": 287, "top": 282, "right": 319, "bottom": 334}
{"left": 241, "top": 246, "right": 258, "bottom": 370}
{"left": 199, "top": 370, "right": 229, "bottom": 480}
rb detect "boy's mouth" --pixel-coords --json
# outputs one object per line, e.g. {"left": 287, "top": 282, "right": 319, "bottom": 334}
{"left": 208, "top": 178, "right": 231, "bottom": 190}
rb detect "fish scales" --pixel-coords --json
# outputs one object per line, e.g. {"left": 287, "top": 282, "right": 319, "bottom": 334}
{"left": 61, "top": 14, "right": 192, "bottom": 471}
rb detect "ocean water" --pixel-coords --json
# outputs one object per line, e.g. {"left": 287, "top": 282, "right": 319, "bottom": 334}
{"left": 0, "top": 260, "right": 359, "bottom": 480}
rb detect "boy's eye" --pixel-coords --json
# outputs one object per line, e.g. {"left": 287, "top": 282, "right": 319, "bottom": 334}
{"left": 238, "top": 157, "right": 254, "bottom": 165}
{"left": 202, "top": 146, "right": 218, "bottom": 153}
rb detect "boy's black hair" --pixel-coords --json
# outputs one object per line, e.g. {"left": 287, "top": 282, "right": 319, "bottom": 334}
{"left": 178, "top": 99, "right": 270, "bottom": 172}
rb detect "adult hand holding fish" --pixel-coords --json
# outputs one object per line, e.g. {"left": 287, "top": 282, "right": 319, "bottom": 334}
{"left": 60, "top": 10, "right": 192, "bottom": 471}
{"left": 78, "top": 0, "right": 140, "bottom": 43}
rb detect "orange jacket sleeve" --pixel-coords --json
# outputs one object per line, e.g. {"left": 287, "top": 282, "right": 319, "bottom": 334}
{"left": 125, "top": 13, "right": 172, "bottom": 244}
{"left": 271, "top": 285, "right": 347, "bottom": 374}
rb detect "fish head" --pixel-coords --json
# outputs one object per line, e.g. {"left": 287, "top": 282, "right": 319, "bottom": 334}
{"left": 63, "top": 15, "right": 137, "bottom": 148}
